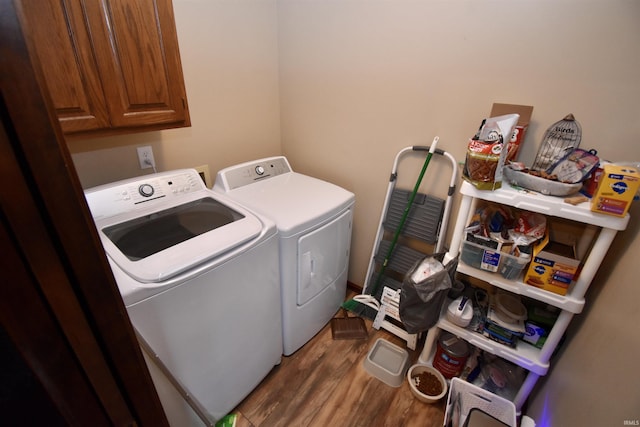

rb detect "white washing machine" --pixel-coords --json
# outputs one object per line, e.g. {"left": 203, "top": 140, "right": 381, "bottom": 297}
{"left": 85, "top": 169, "right": 282, "bottom": 426}
{"left": 214, "top": 156, "right": 355, "bottom": 356}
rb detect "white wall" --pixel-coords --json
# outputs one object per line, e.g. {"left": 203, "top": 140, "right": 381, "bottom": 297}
{"left": 68, "top": 0, "right": 281, "bottom": 189}
{"left": 276, "top": 1, "right": 640, "bottom": 425}
{"left": 277, "top": 0, "right": 640, "bottom": 284}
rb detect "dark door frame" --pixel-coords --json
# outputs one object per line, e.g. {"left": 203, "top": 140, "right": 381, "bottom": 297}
{"left": 1, "top": 0, "right": 169, "bottom": 424}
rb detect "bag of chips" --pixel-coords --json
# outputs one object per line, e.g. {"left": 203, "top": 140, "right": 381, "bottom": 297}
{"left": 463, "top": 114, "right": 520, "bottom": 190}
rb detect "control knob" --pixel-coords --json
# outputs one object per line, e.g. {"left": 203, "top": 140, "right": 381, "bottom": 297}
{"left": 138, "top": 183, "right": 155, "bottom": 197}
{"left": 255, "top": 165, "right": 265, "bottom": 176}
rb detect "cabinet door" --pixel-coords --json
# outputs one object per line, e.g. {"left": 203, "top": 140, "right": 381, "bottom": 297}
{"left": 83, "top": 0, "right": 190, "bottom": 129}
{"left": 20, "top": 0, "right": 111, "bottom": 133}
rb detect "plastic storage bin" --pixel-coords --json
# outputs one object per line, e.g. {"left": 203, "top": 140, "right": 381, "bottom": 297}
{"left": 499, "top": 252, "right": 531, "bottom": 280}
{"left": 461, "top": 241, "right": 500, "bottom": 272}
{"left": 443, "top": 378, "right": 517, "bottom": 427}
{"left": 461, "top": 241, "right": 531, "bottom": 280}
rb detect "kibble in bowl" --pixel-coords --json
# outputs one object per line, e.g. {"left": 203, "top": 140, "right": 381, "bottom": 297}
{"left": 407, "top": 364, "right": 448, "bottom": 403}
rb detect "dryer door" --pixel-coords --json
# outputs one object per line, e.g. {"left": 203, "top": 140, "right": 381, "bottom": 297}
{"left": 297, "top": 208, "right": 353, "bottom": 306}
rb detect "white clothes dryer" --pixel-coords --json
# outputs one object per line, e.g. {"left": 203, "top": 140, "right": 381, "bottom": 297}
{"left": 214, "top": 157, "right": 355, "bottom": 356}
{"left": 85, "top": 169, "right": 282, "bottom": 425}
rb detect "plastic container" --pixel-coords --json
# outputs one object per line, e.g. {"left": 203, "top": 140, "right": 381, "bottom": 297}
{"left": 494, "top": 293, "right": 527, "bottom": 324}
{"left": 503, "top": 166, "right": 582, "bottom": 196}
{"left": 461, "top": 240, "right": 531, "bottom": 280}
{"left": 460, "top": 240, "right": 484, "bottom": 268}
{"left": 443, "top": 378, "right": 517, "bottom": 427}
{"left": 499, "top": 252, "right": 531, "bottom": 280}
{"left": 460, "top": 241, "right": 500, "bottom": 272}
{"left": 433, "top": 333, "right": 469, "bottom": 379}
{"left": 363, "top": 338, "right": 409, "bottom": 387}
{"left": 407, "top": 364, "right": 448, "bottom": 403}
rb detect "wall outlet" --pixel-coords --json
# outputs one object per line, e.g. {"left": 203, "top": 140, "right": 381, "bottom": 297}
{"left": 137, "top": 146, "right": 155, "bottom": 169}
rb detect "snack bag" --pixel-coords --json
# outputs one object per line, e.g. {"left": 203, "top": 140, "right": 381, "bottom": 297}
{"left": 463, "top": 114, "right": 520, "bottom": 191}
{"left": 547, "top": 148, "right": 599, "bottom": 184}
{"left": 464, "top": 138, "right": 503, "bottom": 189}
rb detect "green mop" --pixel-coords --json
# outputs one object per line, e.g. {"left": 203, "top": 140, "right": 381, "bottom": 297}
{"left": 343, "top": 137, "right": 440, "bottom": 318}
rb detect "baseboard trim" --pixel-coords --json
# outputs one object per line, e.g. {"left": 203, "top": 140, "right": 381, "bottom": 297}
{"left": 347, "top": 281, "right": 362, "bottom": 293}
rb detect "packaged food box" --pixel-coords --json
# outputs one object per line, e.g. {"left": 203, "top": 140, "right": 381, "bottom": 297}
{"left": 590, "top": 164, "right": 640, "bottom": 217}
{"left": 522, "top": 303, "right": 559, "bottom": 348}
{"left": 523, "top": 232, "right": 580, "bottom": 296}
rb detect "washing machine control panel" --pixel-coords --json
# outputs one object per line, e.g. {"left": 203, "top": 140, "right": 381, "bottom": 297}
{"left": 85, "top": 170, "right": 206, "bottom": 219}
{"left": 215, "top": 156, "right": 292, "bottom": 191}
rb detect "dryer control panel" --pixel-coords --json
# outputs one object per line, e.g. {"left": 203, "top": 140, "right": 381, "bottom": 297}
{"left": 214, "top": 156, "right": 292, "bottom": 191}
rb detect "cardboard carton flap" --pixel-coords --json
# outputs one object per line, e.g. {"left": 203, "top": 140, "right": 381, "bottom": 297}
{"left": 490, "top": 103, "right": 533, "bottom": 127}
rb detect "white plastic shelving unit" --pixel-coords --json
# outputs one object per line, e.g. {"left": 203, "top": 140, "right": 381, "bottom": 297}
{"left": 419, "top": 180, "right": 629, "bottom": 411}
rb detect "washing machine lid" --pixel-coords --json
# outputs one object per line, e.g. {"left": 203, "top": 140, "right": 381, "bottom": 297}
{"left": 97, "top": 196, "right": 264, "bottom": 283}
{"left": 218, "top": 172, "right": 354, "bottom": 237}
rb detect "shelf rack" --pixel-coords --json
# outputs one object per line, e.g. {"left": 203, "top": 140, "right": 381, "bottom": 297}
{"left": 420, "top": 180, "right": 629, "bottom": 411}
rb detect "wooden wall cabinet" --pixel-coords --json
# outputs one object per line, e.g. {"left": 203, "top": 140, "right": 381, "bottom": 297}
{"left": 20, "top": 0, "right": 190, "bottom": 136}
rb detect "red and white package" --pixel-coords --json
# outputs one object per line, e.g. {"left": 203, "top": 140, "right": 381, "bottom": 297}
{"left": 513, "top": 212, "right": 546, "bottom": 239}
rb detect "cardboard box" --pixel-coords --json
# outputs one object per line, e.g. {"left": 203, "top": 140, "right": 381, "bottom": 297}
{"left": 523, "top": 321, "right": 548, "bottom": 348}
{"left": 490, "top": 103, "right": 534, "bottom": 163}
{"left": 590, "top": 164, "right": 640, "bottom": 217}
{"left": 524, "top": 232, "right": 580, "bottom": 296}
{"left": 523, "top": 304, "right": 559, "bottom": 348}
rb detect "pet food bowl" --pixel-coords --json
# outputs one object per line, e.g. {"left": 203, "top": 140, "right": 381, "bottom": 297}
{"left": 363, "top": 338, "right": 409, "bottom": 387}
{"left": 407, "top": 363, "right": 448, "bottom": 403}
{"left": 503, "top": 166, "right": 582, "bottom": 196}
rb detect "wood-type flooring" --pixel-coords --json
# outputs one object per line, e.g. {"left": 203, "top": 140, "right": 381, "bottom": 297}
{"left": 232, "top": 301, "right": 446, "bottom": 427}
